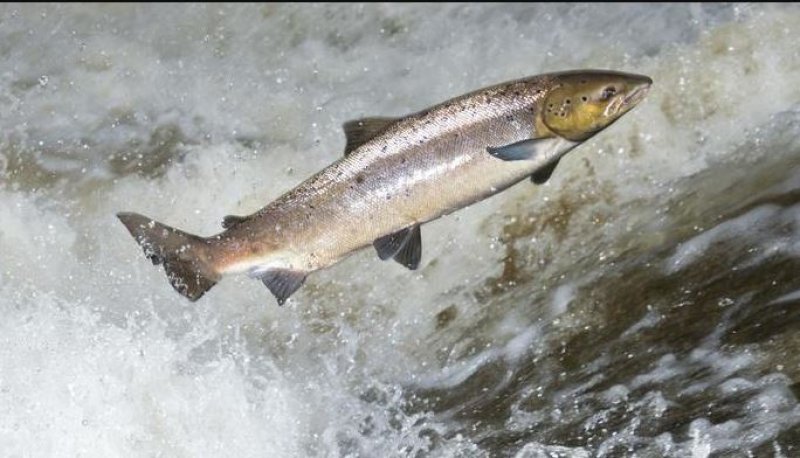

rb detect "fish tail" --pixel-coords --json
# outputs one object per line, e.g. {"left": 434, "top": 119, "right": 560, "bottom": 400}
{"left": 117, "top": 212, "right": 221, "bottom": 301}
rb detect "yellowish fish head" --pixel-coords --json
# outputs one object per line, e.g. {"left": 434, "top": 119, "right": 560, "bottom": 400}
{"left": 541, "top": 70, "right": 652, "bottom": 141}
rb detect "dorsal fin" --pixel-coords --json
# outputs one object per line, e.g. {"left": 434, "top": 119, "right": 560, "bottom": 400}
{"left": 222, "top": 215, "right": 248, "bottom": 229}
{"left": 343, "top": 117, "right": 399, "bottom": 156}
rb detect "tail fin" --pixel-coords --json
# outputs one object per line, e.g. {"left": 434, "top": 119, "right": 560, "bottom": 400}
{"left": 117, "top": 212, "right": 220, "bottom": 301}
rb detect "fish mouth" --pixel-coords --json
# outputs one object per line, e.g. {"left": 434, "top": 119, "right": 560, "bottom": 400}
{"left": 605, "top": 80, "right": 651, "bottom": 117}
{"left": 622, "top": 80, "right": 652, "bottom": 107}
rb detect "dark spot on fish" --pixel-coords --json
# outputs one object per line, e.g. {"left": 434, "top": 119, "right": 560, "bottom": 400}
{"left": 582, "top": 96, "right": 588, "bottom": 102}
{"left": 382, "top": 146, "right": 388, "bottom": 153}
{"left": 565, "top": 99, "right": 571, "bottom": 104}
{"left": 513, "top": 90, "right": 521, "bottom": 96}
{"left": 548, "top": 103, "right": 554, "bottom": 108}
{"left": 505, "top": 115, "right": 514, "bottom": 122}
{"left": 401, "top": 157, "right": 407, "bottom": 164}
{"left": 356, "top": 175, "right": 365, "bottom": 184}
{"left": 580, "top": 79, "right": 587, "bottom": 84}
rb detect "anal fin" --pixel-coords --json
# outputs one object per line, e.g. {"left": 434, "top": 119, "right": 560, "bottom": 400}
{"left": 393, "top": 225, "right": 421, "bottom": 270}
{"left": 374, "top": 227, "right": 414, "bottom": 260}
{"left": 259, "top": 269, "right": 307, "bottom": 306}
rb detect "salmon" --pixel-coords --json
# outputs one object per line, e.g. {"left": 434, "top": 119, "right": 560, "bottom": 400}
{"left": 118, "top": 69, "right": 652, "bottom": 304}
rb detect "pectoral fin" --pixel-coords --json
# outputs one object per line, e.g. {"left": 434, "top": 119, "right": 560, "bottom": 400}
{"left": 487, "top": 138, "right": 548, "bottom": 161}
{"left": 487, "top": 137, "right": 579, "bottom": 162}
{"left": 530, "top": 158, "right": 561, "bottom": 184}
{"left": 259, "top": 269, "right": 307, "bottom": 306}
{"left": 374, "top": 224, "right": 422, "bottom": 270}
{"left": 343, "top": 117, "right": 399, "bottom": 156}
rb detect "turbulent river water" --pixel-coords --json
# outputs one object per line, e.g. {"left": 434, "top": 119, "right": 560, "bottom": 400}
{"left": 2, "top": 4, "right": 800, "bottom": 457}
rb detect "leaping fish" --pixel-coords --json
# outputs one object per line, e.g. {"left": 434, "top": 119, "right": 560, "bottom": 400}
{"left": 118, "top": 69, "right": 652, "bottom": 305}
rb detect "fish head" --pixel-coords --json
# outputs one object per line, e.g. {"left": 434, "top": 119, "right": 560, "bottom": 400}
{"left": 541, "top": 70, "right": 652, "bottom": 141}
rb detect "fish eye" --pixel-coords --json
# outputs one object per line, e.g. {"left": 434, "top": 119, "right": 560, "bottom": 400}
{"left": 600, "top": 86, "right": 617, "bottom": 100}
